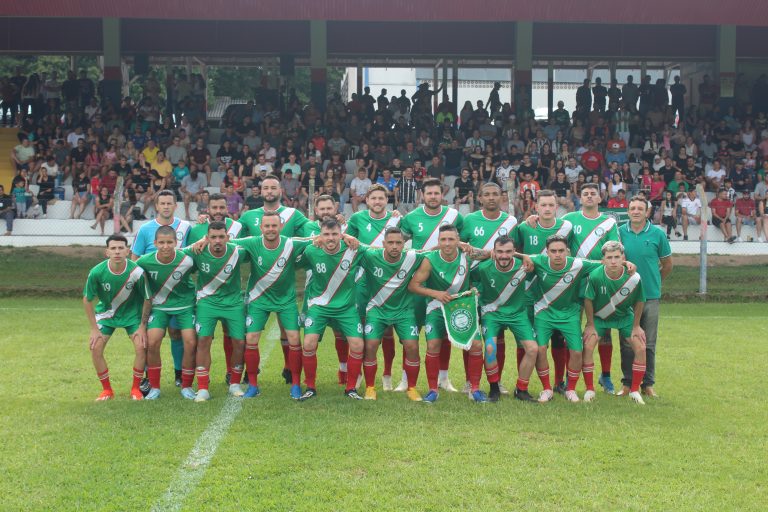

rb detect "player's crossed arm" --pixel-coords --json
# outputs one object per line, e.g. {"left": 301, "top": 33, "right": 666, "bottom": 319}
{"left": 407, "top": 258, "right": 452, "bottom": 304}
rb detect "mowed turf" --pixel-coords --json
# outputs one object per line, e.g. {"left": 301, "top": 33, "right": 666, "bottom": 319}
{"left": 0, "top": 298, "right": 765, "bottom": 511}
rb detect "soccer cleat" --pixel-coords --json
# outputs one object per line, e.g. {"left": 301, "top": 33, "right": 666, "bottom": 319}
{"left": 583, "top": 390, "right": 596, "bottom": 403}
{"left": 130, "top": 387, "right": 144, "bottom": 401}
{"left": 145, "top": 388, "right": 161, "bottom": 400}
{"left": 337, "top": 370, "right": 347, "bottom": 386}
{"left": 139, "top": 377, "right": 151, "bottom": 397}
{"left": 181, "top": 387, "right": 196, "bottom": 400}
{"left": 243, "top": 385, "right": 261, "bottom": 398}
{"left": 438, "top": 376, "right": 458, "bottom": 392}
{"left": 174, "top": 369, "right": 182, "bottom": 387}
{"left": 290, "top": 384, "right": 302, "bottom": 400}
{"left": 95, "top": 389, "right": 114, "bottom": 401}
{"left": 629, "top": 391, "right": 646, "bottom": 405}
{"left": 423, "top": 390, "right": 439, "bottom": 403}
{"left": 406, "top": 388, "right": 423, "bottom": 402}
{"left": 554, "top": 381, "right": 567, "bottom": 395}
{"left": 470, "top": 390, "right": 488, "bottom": 403}
{"left": 498, "top": 383, "right": 510, "bottom": 395}
{"left": 461, "top": 381, "right": 472, "bottom": 395}
{"left": 514, "top": 388, "right": 537, "bottom": 402}
{"left": 393, "top": 375, "right": 409, "bottom": 392}
{"left": 364, "top": 387, "right": 377, "bottom": 400}
{"left": 564, "top": 390, "right": 580, "bottom": 402}
{"left": 299, "top": 388, "right": 317, "bottom": 401}
{"left": 194, "top": 389, "right": 211, "bottom": 402}
{"left": 538, "top": 389, "right": 554, "bottom": 403}
{"left": 228, "top": 384, "right": 245, "bottom": 397}
{"left": 345, "top": 389, "right": 364, "bottom": 400}
{"left": 598, "top": 374, "right": 616, "bottom": 394}
{"left": 281, "top": 368, "right": 292, "bottom": 385}
{"left": 488, "top": 387, "right": 501, "bottom": 403}
{"left": 381, "top": 375, "right": 393, "bottom": 391}
{"left": 616, "top": 386, "right": 630, "bottom": 397}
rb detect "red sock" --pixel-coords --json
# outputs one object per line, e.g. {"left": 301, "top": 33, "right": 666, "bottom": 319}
{"left": 537, "top": 366, "right": 551, "bottom": 390}
{"left": 598, "top": 343, "right": 613, "bottom": 374}
{"left": 335, "top": 335, "right": 348, "bottom": 365}
{"left": 582, "top": 362, "right": 595, "bottom": 391}
{"left": 468, "top": 350, "right": 483, "bottom": 392}
{"left": 181, "top": 367, "right": 195, "bottom": 388}
{"left": 97, "top": 369, "right": 112, "bottom": 391}
{"left": 346, "top": 350, "right": 364, "bottom": 392}
{"left": 552, "top": 346, "right": 568, "bottom": 384}
{"left": 302, "top": 350, "right": 318, "bottom": 389}
{"left": 382, "top": 335, "right": 395, "bottom": 377}
{"left": 363, "top": 359, "right": 378, "bottom": 387}
{"left": 566, "top": 366, "right": 580, "bottom": 392}
{"left": 439, "top": 338, "right": 451, "bottom": 371}
{"left": 631, "top": 363, "right": 646, "bottom": 392}
{"left": 196, "top": 366, "right": 210, "bottom": 390}
{"left": 425, "top": 352, "right": 440, "bottom": 391}
{"left": 147, "top": 365, "right": 161, "bottom": 389}
{"left": 245, "top": 346, "right": 260, "bottom": 386}
{"left": 484, "top": 352, "right": 500, "bottom": 384}
{"left": 230, "top": 364, "right": 243, "bottom": 385}
{"left": 288, "top": 345, "right": 303, "bottom": 386}
{"left": 404, "top": 357, "right": 420, "bottom": 388}
{"left": 132, "top": 367, "right": 143, "bottom": 389}
{"left": 496, "top": 338, "right": 506, "bottom": 377}
{"left": 516, "top": 347, "right": 525, "bottom": 369}
{"left": 223, "top": 335, "right": 233, "bottom": 375}
{"left": 516, "top": 377, "right": 529, "bottom": 392}
{"left": 462, "top": 349, "right": 470, "bottom": 381}
{"left": 281, "top": 340, "right": 289, "bottom": 370}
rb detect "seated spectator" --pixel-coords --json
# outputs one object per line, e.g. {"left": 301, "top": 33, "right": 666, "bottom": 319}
{"left": 35, "top": 166, "right": 56, "bottom": 217}
{"left": 180, "top": 168, "right": 205, "bottom": 220}
{"left": 221, "top": 168, "right": 244, "bottom": 196}
{"left": 734, "top": 190, "right": 756, "bottom": 242}
{"left": 679, "top": 188, "right": 702, "bottom": 240}
{"left": 607, "top": 171, "right": 626, "bottom": 199}
{"left": 224, "top": 184, "right": 244, "bottom": 219}
{"left": 349, "top": 168, "right": 372, "bottom": 212}
{"left": 11, "top": 138, "right": 35, "bottom": 172}
{"left": 244, "top": 185, "right": 264, "bottom": 211}
{"left": 709, "top": 189, "right": 736, "bottom": 242}
{"left": 299, "top": 166, "right": 324, "bottom": 212}
{"left": 0, "top": 184, "right": 14, "bottom": 235}
{"left": 90, "top": 186, "right": 112, "bottom": 235}
{"left": 705, "top": 160, "right": 727, "bottom": 191}
{"left": 454, "top": 168, "right": 475, "bottom": 211}
{"left": 118, "top": 188, "right": 138, "bottom": 234}
{"left": 550, "top": 170, "right": 574, "bottom": 212}
{"left": 375, "top": 168, "right": 397, "bottom": 206}
{"left": 607, "top": 189, "right": 628, "bottom": 209}
{"left": 659, "top": 190, "right": 680, "bottom": 239}
{"left": 515, "top": 188, "right": 536, "bottom": 218}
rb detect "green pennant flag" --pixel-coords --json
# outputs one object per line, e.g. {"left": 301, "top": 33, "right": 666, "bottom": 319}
{"left": 441, "top": 290, "right": 480, "bottom": 351}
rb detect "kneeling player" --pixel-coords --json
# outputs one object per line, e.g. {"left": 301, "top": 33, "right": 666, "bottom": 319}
{"left": 84, "top": 235, "right": 150, "bottom": 401}
{"left": 582, "top": 241, "right": 647, "bottom": 404}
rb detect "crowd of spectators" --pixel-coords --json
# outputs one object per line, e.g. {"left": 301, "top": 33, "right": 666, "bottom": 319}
{"left": 3, "top": 66, "right": 768, "bottom": 242}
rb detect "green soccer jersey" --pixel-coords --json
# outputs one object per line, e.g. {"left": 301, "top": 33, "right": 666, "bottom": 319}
{"left": 583, "top": 267, "right": 645, "bottom": 323}
{"left": 300, "top": 242, "right": 368, "bottom": 311}
{"left": 422, "top": 250, "right": 471, "bottom": 315}
{"left": 188, "top": 243, "right": 249, "bottom": 308}
{"left": 137, "top": 250, "right": 196, "bottom": 311}
{"left": 515, "top": 218, "right": 574, "bottom": 255}
{"left": 345, "top": 210, "right": 402, "bottom": 247}
{"left": 360, "top": 248, "right": 424, "bottom": 315}
{"left": 561, "top": 211, "right": 620, "bottom": 259}
{"left": 460, "top": 210, "right": 518, "bottom": 251}
{"left": 239, "top": 205, "right": 310, "bottom": 237}
{"left": 187, "top": 217, "right": 245, "bottom": 244}
{"left": 529, "top": 255, "right": 602, "bottom": 321}
{"left": 471, "top": 258, "right": 530, "bottom": 317}
{"left": 400, "top": 205, "right": 463, "bottom": 250}
{"left": 84, "top": 259, "right": 148, "bottom": 327}
{"left": 233, "top": 235, "right": 312, "bottom": 308}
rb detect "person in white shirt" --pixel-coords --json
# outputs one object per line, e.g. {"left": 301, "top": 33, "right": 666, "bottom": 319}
{"left": 705, "top": 160, "right": 727, "bottom": 191}
{"left": 679, "top": 189, "right": 702, "bottom": 240}
{"left": 349, "top": 168, "right": 372, "bottom": 212}
{"left": 564, "top": 157, "right": 583, "bottom": 184}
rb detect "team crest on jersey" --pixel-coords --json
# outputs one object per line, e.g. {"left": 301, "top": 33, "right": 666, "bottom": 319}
{"left": 595, "top": 227, "right": 605, "bottom": 236}
{"left": 148, "top": 315, "right": 154, "bottom": 324}
{"left": 620, "top": 287, "right": 630, "bottom": 296}
{"left": 364, "top": 323, "right": 373, "bottom": 334}
{"left": 511, "top": 278, "right": 520, "bottom": 286}
{"left": 458, "top": 265, "right": 466, "bottom": 276}
{"left": 397, "top": 270, "right": 407, "bottom": 279}
{"left": 126, "top": 281, "right": 134, "bottom": 290}
{"left": 499, "top": 228, "right": 508, "bottom": 236}
{"left": 224, "top": 264, "right": 233, "bottom": 274}
{"left": 440, "top": 220, "right": 449, "bottom": 226}
{"left": 176, "top": 231, "right": 184, "bottom": 241}
{"left": 245, "top": 316, "right": 253, "bottom": 326}
{"left": 277, "top": 257, "right": 286, "bottom": 268}
{"left": 172, "top": 270, "right": 182, "bottom": 280}
{"left": 450, "top": 308, "right": 472, "bottom": 332}
{"left": 564, "top": 273, "right": 574, "bottom": 283}
{"left": 340, "top": 259, "right": 351, "bottom": 270}
{"left": 304, "top": 317, "right": 314, "bottom": 328}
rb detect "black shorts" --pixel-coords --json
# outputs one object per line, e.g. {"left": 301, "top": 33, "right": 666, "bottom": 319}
{"left": 712, "top": 217, "right": 730, "bottom": 228}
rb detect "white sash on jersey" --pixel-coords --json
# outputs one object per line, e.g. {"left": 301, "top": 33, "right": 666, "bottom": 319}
{"left": 366, "top": 251, "right": 418, "bottom": 313}
{"left": 279, "top": 207, "right": 296, "bottom": 225}
{"left": 595, "top": 272, "right": 641, "bottom": 319}
{"left": 481, "top": 266, "right": 528, "bottom": 314}
{"left": 534, "top": 259, "right": 583, "bottom": 315}
{"left": 576, "top": 217, "right": 616, "bottom": 258}
{"left": 370, "top": 215, "right": 401, "bottom": 248}
{"left": 196, "top": 247, "right": 241, "bottom": 301}
{"left": 247, "top": 239, "right": 294, "bottom": 303}
{"left": 228, "top": 220, "right": 243, "bottom": 239}
{"left": 175, "top": 220, "right": 191, "bottom": 247}
{"left": 307, "top": 248, "right": 357, "bottom": 308}
{"left": 426, "top": 253, "right": 468, "bottom": 314}
{"left": 482, "top": 215, "right": 518, "bottom": 251}
{"left": 96, "top": 266, "right": 145, "bottom": 322}
{"left": 152, "top": 253, "right": 194, "bottom": 306}
{"left": 422, "top": 208, "right": 459, "bottom": 250}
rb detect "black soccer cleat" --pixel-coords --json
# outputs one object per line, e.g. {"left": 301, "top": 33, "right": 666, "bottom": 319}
{"left": 514, "top": 388, "right": 538, "bottom": 402}
{"left": 299, "top": 388, "right": 317, "bottom": 401}
{"left": 554, "top": 381, "right": 567, "bottom": 395}
{"left": 488, "top": 382, "right": 501, "bottom": 402}
{"left": 174, "top": 369, "right": 182, "bottom": 388}
{"left": 139, "top": 377, "right": 151, "bottom": 397}
{"left": 345, "top": 389, "right": 363, "bottom": 400}
{"left": 282, "top": 368, "right": 292, "bottom": 384}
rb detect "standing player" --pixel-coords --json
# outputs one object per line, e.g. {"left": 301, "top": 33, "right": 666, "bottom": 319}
{"left": 515, "top": 190, "right": 573, "bottom": 394}
{"left": 84, "top": 235, "right": 150, "bottom": 401}
{"left": 408, "top": 225, "right": 493, "bottom": 403}
{"left": 400, "top": 178, "right": 464, "bottom": 392}
{"left": 562, "top": 183, "right": 621, "bottom": 393}
{"left": 131, "top": 189, "right": 191, "bottom": 387}
{"left": 461, "top": 182, "right": 518, "bottom": 394}
{"left": 360, "top": 227, "right": 423, "bottom": 401}
{"left": 471, "top": 236, "right": 538, "bottom": 402}
{"left": 187, "top": 221, "right": 249, "bottom": 401}
{"left": 582, "top": 241, "right": 647, "bottom": 404}
{"left": 136, "top": 226, "right": 198, "bottom": 400}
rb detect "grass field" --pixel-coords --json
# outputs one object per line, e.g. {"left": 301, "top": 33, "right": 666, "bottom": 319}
{"left": 1, "top": 248, "right": 767, "bottom": 510}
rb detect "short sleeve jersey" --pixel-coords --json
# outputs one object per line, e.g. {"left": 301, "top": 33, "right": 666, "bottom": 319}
{"left": 561, "top": 211, "right": 620, "bottom": 259}
{"left": 300, "top": 242, "right": 368, "bottom": 312}
{"left": 422, "top": 251, "right": 471, "bottom": 314}
{"left": 471, "top": 258, "right": 530, "bottom": 317}
{"left": 188, "top": 243, "right": 249, "bottom": 308}
{"left": 529, "top": 255, "right": 602, "bottom": 321}
{"left": 515, "top": 218, "right": 573, "bottom": 255}
{"left": 583, "top": 267, "right": 645, "bottom": 323}
{"left": 360, "top": 249, "right": 424, "bottom": 315}
{"left": 132, "top": 217, "right": 192, "bottom": 257}
{"left": 187, "top": 217, "right": 244, "bottom": 244}
{"left": 84, "top": 259, "right": 148, "bottom": 327}
{"left": 345, "top": 210, "right": 401, "bottom": 247}
{"left": 400, "top": 206, "right": 464, "bottom": 250}
{"left": 239, "top": 205, "right": 310, "bottom": 237}
{"left": 136, "top": 250, "right": 196, "bottom": 311}
{"left": 460, "top": 210, "right": 518, "bottom": 251}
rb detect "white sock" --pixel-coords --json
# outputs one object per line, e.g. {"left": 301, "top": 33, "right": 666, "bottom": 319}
{"left": 339, "top": 362, "right": 348, "bottom": 372}
{"left": 438, "top": 369, "right": 448, "bottom": 380}
{"left": 400, "top": 372, "right": 408, "bottom": 384}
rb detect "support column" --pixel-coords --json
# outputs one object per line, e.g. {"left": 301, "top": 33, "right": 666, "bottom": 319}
{"left": 310, "top": 20, "right": 328, "bottom": 111}
{"left": 547, "top": 61, "right": 554, "bottom": 118}
{"left": 356, "top": 61, "right": 363, "bottom": 96}
{"left": 609, "top": 61, "right": 617, "bottom": 85}
{"left": 433, "top": 64, "right": 439, "bottom": 112}
{"left": 717, "top": 25, "right": 737, "bottom": 107}
{"left": 514, "top": 21, "right": 533, "bottom": 117}
{"left": 452, "top": 60, "right": 459, "bottom": 115}
{"left": 442, "top": 62, "right": 448, "bottom": 104}
{"left": 101, "top": 18, "right": 122, "bottom": 109}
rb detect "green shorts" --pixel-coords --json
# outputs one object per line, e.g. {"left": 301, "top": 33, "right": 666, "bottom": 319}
{"left": 594, "top": 318, "right": 633, "bottom": 339}
{"left": 482, "top": 313, "right": 536, "bottom": 347}
{"left": 246, "top": 303, "right": 299, "bottom": 333}
{"left": 195, "top": 304, "right": 245, "bottom": 340}
{"left": 148, "top": 308, "right": 195, "bottom": 331}
{"left": 364, "top": 309, "right": 419, "bottom": 342}
{"left": 98, "top": 323, "right": 141, "bottom": 337}
{"left": 534, "top": 316, "right": 583, "bottom": 351}
{"left": 414, "top": 296, "right": 427, "bottom": 328}
{"left": 304, "top": 306, "right": 362, "bottom": 338}
{"left": 356, "top": 286, "right": 369, "bottom": 322}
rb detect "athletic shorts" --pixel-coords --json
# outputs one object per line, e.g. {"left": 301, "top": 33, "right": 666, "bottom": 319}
{"left": 148, "top": 308, "right": 195, "bottom": 331}
{"left": 98, "top": 323, "right": 141, "bottom": 337}
{"left": 246, "top": 303, "right": 299, "bottom": 333}
{"left": 195, "top": 304, "right": 245, "bottom": 340}
{"left": 534, "top": 316, "right": 583, "bottom": 351}
{"left": 482, "top": 313, "right": 536, "bottom": 347}
{"left": 364, "top": 308, "right": 419, "bottom": 342}
{"left": 303, "top": 306, "right": 362, "bottom": 338}
{"left": 594, "top": 317, "right": 634, "bottom": 339}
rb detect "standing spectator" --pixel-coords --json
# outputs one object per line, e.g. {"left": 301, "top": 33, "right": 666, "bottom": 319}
{"left": 395, "top": 166, "right": 420, "bottom": 214}
{"left": 0, "top": 185, "right": 14, "bottom": 235}
{"left": 709, "top": 189, "right": 736, "bottom": 242}
{"left": 349, "top": 168, "right": 372, "bottom": 212}
{"left": 734, "top": 190, "right": 756, "bottom": 242}
{"left": 11, "top": 174, "right": 29, "bottom": 218}
{"left": 679, "top": 188, "right": 702, "bottom": 240}
{"left": 622, "top": 75, "right": 639, "bottom": 112}
{"left": 576, "top": 79, "right": 592, "bottom": 113}
{"left": 592, "top": 77, "right": 608, "bottom": 112}
{"left": 670, "top": 76, "right": 687, "bottom": 121}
